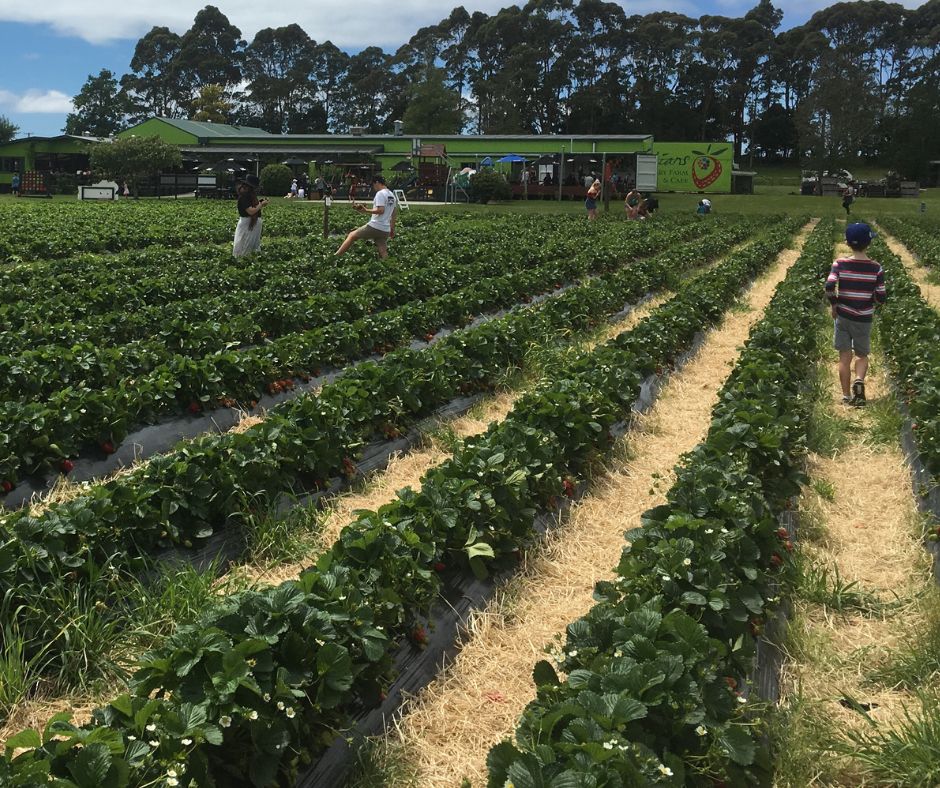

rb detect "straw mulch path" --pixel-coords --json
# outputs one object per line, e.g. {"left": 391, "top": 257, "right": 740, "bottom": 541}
{"left": 237, "top": 296, "right": 669, "bottom": 590}
{"left": 378, "top": 222, "right": 816, "bottom": 787}
{"left": 775, "top": 240, "right": 933, "bottom": 783}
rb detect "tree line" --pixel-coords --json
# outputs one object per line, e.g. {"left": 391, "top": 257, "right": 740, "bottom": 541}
{"left": 61, "top": 0, "right": 940, "bottom": 178}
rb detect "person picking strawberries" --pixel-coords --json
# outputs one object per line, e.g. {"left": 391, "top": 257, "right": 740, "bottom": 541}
{"left": 825, "top": 222, "right": 887, "bottom": 406}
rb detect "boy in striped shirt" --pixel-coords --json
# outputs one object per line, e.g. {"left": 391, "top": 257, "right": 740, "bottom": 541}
{"left": 825, "top": 222, "right": 887, "bottom": 405}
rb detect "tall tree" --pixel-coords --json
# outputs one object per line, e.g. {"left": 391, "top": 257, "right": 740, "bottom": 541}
{"left": 64, "top": 69, "right": 127, "bottom": 137}
{"left": 310, "top": 42, "right": 350, "bottom": 131}
{"left": 401, "top": 67, "right": 464, "bottom": 133}
{"left": 190, "top": 84, "right": 232, "bottom": 122}
{"left": 333, "top": 47, "right": 399, "bottom": 131}
{"left": 565, "top": 0, "right": 629, "bottom": 133}
{"left": 121, "top": 26, "right": 183, "bottom": 120}
{"left": 796, "top": 46, "right": 877, "bottom": 179}
{"left": 243, "top": 24, "right": 318, "bottom": 133}
{"left": 175, "top": 6, "right": 246, "bottom": 101}
{"left": 0, "top": 115, "right": 18, "bottom": 144}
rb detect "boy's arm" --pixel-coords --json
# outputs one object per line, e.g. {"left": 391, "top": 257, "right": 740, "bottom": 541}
{"left": 825, "top": 261, "right": 840, "bottom": 302}
{"left": 875, "top": 266, "right": 887, "bottom": 304}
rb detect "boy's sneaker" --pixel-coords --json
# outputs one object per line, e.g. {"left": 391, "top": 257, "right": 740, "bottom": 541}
{"left": 842, "top": 395, "right": 852, "bottom": 405}
{"left": 851, "top": 378, "right": 866, "bottom": 406}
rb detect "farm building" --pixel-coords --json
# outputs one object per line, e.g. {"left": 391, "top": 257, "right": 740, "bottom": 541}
{"left": 0, "top": 134, "right": 108, "bottom": 194}
{"left": 117, "top": 117, "right": 734, "bottom": 196}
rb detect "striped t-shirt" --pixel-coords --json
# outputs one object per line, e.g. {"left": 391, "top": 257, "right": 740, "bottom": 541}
{"left": 825, "top": 256, "right": 887, "bottom": 323}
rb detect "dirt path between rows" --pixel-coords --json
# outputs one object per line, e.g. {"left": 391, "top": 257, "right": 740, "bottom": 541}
{"left": 376, "top": 221, "right": 817, "bottom": 787}
{"left": 236, "top": 294, "right": 671, "bottom": 588}
{"left": 775, "top": 290, "right": 932, "bottom": 784}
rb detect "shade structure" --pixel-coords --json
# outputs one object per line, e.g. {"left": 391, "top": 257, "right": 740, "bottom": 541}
{"left": 391, "top": 160, "right": 415, "bottom": 171}
{"left": 534, "top": 154, "right": 556, "bottom": 164}
{"left": 497, "top": 154, "right": 526, "bottom": 163}
{"left": 480, "top": 156, "right": 493, "bottom": 166}
{"left": 281, "top": 157, "right": 308, "bottom": 166}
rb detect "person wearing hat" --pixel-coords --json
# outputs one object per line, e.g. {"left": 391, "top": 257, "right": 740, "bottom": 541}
{"left": 335, "top": 174, "right": 397, "bottom": 259}
{"left": 825, "top": 222, "right": 887, "bottom": 406}
{"left": 233, "top": 175, "right": 269, "bottom": 258}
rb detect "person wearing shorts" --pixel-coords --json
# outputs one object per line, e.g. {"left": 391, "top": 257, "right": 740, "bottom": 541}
{"left": 584, "top": 179, "right": 600, "bottom": 220}
{"left": 825, "top": 222, "right": 887, "bottom": 405}
{"left": 335, "top": 174, "right": 397, "bottom": 259}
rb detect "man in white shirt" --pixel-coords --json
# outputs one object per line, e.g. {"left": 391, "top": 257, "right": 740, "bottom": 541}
{"left": 335, "top": 174, "right": 397, "bottom": 259}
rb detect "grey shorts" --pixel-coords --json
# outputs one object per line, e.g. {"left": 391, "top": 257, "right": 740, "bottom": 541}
{"left": 833, "top": 315, "right": 872, "bottom": 356}
{"left": 351, "top": 224, "right": 390, "bottom": 243}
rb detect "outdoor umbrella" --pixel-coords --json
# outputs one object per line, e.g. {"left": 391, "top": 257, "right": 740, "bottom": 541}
{"left": 480, "top": 156, "right": 493, "bottom": 166}
{"left": 391, "top": 161, "right": 414, "bottom": 171}
{"left": 534, "top": 154, "right": 556, "bottom": 164}
{"left": 497, "top": 154, "right": 526, "bottom": 163}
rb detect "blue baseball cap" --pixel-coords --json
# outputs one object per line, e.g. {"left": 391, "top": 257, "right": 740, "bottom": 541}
{"left": 846, "top": 222, "right": 876, "bottom": 246}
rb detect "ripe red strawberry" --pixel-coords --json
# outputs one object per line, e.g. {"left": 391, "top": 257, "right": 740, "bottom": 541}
{"left": 187, "top": 402, "right": 201, "bottom": 414}
{"left": 784, "top": 540, "right": 795, "bottom": 552}
{"left": 433, "top": 561, "right": 446, "bottom": 572}
{"left": 423, "top": 333, "right": 435, "bottom": 342}
{"left": 770, "top": 553, "right": 784, "bottom": 567}
{"left": 776, "top": 527, "right": 789, "bottom": 539}
{"left": 101, "top": 441, "right": 115, "bottom": 455}
{"left": 562, "top": 479, "right": 575, "bottom": 498}
{"left": 724, "top": 676, "right": 737, "bottom": 689}
{"left": 554, "top": 282, "right": 562, "bottom": 289}
{"left": 412, "top": 626, "right": 428, "bottom": 646}
{"left": 341, "top": 457, "right": 357, "bottom": 477}
{"left": 60, "top": 459, "right": 75, "bottom": 473}
{"left": 1, "top": 480, "right": 12, "bottom": 493}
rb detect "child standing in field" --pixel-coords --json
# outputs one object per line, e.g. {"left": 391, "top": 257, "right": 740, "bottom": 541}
{"left": 825, "top": 222, "right": 887, "bottom": 405}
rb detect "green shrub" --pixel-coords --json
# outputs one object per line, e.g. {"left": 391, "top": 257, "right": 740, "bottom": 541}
{"left": 470, "top": 170, "right": 511, "bottom": 203}
{"left": 259, "top": 163, "right": 292, "bottom": 197}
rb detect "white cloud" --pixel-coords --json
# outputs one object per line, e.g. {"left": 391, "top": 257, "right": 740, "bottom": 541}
{"left": 0, "top": 0, "right": 691, "bottom": 48}
{"left": 0, "top": 89, "right": 74, "bottom": 113}
{"left": 3, "top": 0, "right": 924, "bottom": 51}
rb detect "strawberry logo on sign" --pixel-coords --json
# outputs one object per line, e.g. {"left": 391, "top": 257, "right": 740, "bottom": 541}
{"left": 691, "top": 144, "right": 727, "bottom": 190}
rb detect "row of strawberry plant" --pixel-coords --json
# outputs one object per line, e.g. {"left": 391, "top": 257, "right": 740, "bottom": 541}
{"left": 0, "top": 217, "right": 705, "bottom": 402}
{"left": 877, "top": 217, "right": 940, "bottom": 271}
{"left": 486, "top": 220, "right": 833, "bottom": 787}
{"left": 0, "top": 214, "right": 585, "bottom": 337}
{"left": 0, "top": 220, "right": 802, "bottom": 787}
{"left": 0, "top": 200, "right": 440, "bottom": 262}
{"left": 0, "top": 220, "right": 775, "bottom": 681}
{"left": 0, "top": 219, "right": 740, "bottom": 487}
{"left": 868, "top": 233, "right": 940, "bottom": 476}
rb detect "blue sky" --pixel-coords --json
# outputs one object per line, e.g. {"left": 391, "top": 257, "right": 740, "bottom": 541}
{"left": 0, "top": 0, "right": 924, "bottom": 137}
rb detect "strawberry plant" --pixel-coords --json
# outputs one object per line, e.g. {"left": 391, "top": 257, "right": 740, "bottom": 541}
{"left": 488, "top": 221, "right": 835, "bottom": 786}
{"left": 0, "top": 219, "right": 803, "bottom": 786}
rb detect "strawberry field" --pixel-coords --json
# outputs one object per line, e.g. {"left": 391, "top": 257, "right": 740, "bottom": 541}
{"left": 1, "top": 200, "right": 939, "bottom": 787}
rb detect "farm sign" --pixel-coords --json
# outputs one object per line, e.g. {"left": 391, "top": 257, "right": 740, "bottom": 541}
{"left": 654, "top": 142, "right": 733, "bottom": 193}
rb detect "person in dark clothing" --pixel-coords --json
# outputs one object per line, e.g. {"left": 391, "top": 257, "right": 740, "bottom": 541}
{"left": 233, "top": 175, "right": 269, "bottom": 257}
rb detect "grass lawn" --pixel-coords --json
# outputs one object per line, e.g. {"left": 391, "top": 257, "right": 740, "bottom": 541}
{"left": 2, "top": 184, "right": 936, "bottom": 221}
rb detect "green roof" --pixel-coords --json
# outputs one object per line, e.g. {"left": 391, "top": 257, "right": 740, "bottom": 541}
{"left": 154, "top": 118, "right": 271, "bottom": 138}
